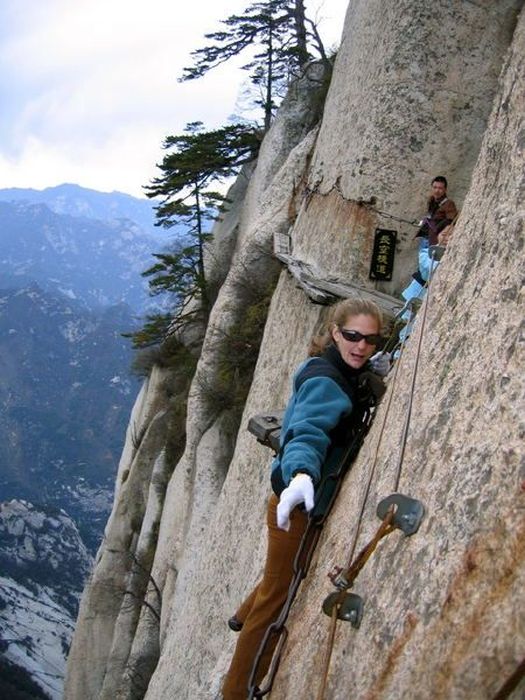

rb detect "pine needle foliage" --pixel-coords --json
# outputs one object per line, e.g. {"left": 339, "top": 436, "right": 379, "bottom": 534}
{"left": 147, "top": 121, "right": 261, "bottom": 226}
{"left": 180, "top": 1, "right": 327, "bottom": 129}
{"left": 126, "top": 121, "right": 260, "bottom": 350}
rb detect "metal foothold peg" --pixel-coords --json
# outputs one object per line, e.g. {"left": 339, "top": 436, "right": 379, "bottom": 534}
{"left": 376, "top": 493, "right": 425, "bottom": 536}
{"left": 428, "top": 244, "right": 446, "bottom": 262}
{"left": 322, "top": 592, "right": 364, "bottom": 628}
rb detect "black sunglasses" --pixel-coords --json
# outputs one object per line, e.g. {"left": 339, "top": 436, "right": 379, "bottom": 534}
{"left": 338, "top": 327, "right": 382, "bottom": 345}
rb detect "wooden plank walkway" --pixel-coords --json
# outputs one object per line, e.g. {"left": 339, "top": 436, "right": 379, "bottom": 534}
{"left": 275, "top": 251, "right": 404, "bottom": 318}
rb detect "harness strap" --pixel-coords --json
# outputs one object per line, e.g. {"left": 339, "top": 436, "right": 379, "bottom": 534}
{"left": 247, "top": 409, "right": 375, "bottom": 697}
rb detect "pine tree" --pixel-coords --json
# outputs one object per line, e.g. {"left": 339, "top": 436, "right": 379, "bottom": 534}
{"left": 180, "top": 1, "right": 326, "bottom": 130}
{"left": 127, "top": 122, "right": 260, "bottom": 348}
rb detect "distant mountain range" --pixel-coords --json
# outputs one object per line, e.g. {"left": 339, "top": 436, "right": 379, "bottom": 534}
{"left": 0, "top": 185, "right": 177, "bottom": 313}
{"left": 0, "top": 284, "right": 138, "bottom": 550}
{"left": 0, "top": 184, "right": 170, "bottom": 697}
{"left": 0, "top": 183, "right": 157, "bottom": 233}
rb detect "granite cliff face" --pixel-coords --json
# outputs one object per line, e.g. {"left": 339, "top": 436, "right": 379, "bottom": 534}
{"left": 66, "top": 1, "right": 524, "bottom": 698}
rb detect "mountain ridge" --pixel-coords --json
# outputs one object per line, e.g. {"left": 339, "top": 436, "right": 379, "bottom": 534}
{"left": 0, "top": 183, "right": 157, "bottom": 233}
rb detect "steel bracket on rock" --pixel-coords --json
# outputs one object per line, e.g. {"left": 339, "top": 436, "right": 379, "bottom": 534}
{"left": 376, "top": 493, "right": 425, "bottom": 536}
{"left": 322, "top": 592, "right": 364, "bottom": 628}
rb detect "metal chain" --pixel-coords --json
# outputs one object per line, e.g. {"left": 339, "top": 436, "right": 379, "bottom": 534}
{"left": 248, "top": 248, "right": 441, "bottom": 699}
{"left": 316, "top": 507, "right": 396, "bottom": 700}
{"left": 302, "top": 183, "right": 421, "bottom": 228}
{"left": 314, "top": 318, "right": 412, "bottom": 700}
{"left": 364, "top": 204, "right": 420, "bottom": 228}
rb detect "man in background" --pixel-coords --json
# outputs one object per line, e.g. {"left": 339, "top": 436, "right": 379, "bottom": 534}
{"left": 416, "top": 175, "right": 458, "bottom": 246}
{"left": 391, "top": 177, "right": 458, "bottom": 356}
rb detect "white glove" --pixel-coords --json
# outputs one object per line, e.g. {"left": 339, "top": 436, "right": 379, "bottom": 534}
{"left": 276, "top": 473, "right": 314, "bottom": 531}
{"left": 370, "top": 351, "right": 391, "bottom": 377}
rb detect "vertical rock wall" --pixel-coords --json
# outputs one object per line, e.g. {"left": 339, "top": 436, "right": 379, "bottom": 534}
{"left": 65, "top": 1, "right": 524, "bottom": 698}
{"left": 66, "top": 65, "right": 328, "bottom": 700}
{"left": 142, "top": 2, "right": 523, "bottom": 699}
{"left": 302, "top": 0, "right": 522, "bottom": 292}
{"left": 65, "top": 366, "right": 174, "bottom": 700}
{"left": 149, "top": 80, "right": 323, "bottom": 642}
{"left": 271, "top": 9, "right": 525, "bottom": 697}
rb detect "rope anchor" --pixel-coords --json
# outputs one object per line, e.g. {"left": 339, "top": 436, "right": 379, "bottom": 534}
{"left": 376, "top": 493, "right": 425, "bottom": 536}
{"left": 322, "top": 494, "right": 425, "bottom": 626}
{"left": 322, "top": 592, "right": 364, "bottom": 627}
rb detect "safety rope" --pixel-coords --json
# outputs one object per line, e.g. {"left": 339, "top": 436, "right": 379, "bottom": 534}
{"left": 316, "top": 507, "right": 396, "bottom": 700}
{"left": 393, "top": 250, "right": 438, "bottom": 490}
{"left": 327, "top": 301, "right": 415, "bottom": 587}
{"left": 247, "top": 347, "right": 405, "bottom": 699}
{"left": 315, "top": 248, "right": 440, "bottom": 700}
{"left": 315, "top": 312, "right": 412, "bottom": 700}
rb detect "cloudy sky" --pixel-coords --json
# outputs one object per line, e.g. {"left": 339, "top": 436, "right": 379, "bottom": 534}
{"left": 0, "top": 0, "right": 347, "bottom": 198}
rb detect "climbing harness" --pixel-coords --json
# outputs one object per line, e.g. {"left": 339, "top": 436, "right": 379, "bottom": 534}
{"left": 315, "top": 248, "right": 442, "bottom": 700}
{"left": 246, "top": 397, "right": 378, "bottom": 699}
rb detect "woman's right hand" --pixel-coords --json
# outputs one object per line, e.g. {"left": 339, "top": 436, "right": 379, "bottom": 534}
{"left": 276, "top": 473, "right": 314, "bottom": 531}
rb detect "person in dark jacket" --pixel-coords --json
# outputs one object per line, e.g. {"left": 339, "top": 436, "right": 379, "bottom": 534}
{"left": 416, "top": 175, "right": 458, "bottom": 246}
{"left": 395, "top": 176, "right": 458, "bottom": 350}
{"left": 222, "top": 298, "right": 384, "bottom": 700}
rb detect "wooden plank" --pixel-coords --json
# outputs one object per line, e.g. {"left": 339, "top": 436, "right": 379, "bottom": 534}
{"left": 276, "top": 254, "right": 333, "bottom": 304}
{"left": 276, "top": 245, "right": 404, "bottom": 316}
{"left": 301, "top": 274, "right": 404, "bottom": 317}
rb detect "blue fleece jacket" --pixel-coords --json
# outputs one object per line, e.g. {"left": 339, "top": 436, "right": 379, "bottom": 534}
{"left": 271, "top": 357, "right": 353, "bottom": 491}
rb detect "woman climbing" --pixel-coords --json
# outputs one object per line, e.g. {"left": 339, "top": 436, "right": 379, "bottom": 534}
{"left": 222, "top": 298, "right": 385, "bottom": 699}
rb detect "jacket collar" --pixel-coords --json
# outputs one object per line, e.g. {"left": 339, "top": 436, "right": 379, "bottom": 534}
{"left": 322, "top": 343, "right": 368, "bottom": 383}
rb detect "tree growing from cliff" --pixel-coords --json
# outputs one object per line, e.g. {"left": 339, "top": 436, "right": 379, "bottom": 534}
{"left": 127, "top": 121, "right": 260, "bottom": 348}
{"left": 180, "top": 0, "right": 328, "bottom": 130}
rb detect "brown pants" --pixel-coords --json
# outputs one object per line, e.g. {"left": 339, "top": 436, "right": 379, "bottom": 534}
{"left": 222, "top": 493, "right": 309, "bottom": 700}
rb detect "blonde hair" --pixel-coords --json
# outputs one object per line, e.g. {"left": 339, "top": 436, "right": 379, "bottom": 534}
{"left": 309, "top": 298, "right": 383, "bottom": 357}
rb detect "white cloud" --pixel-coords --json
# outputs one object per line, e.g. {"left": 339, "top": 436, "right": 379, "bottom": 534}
{"left": 0, "top": 0, "right": 347, "bottom": 197}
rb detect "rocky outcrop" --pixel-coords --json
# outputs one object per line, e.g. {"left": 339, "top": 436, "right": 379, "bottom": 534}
{"left": 64, "top": 366, "right": 174, "bottom": 700}
{"left": 66, "top": 1, "right": 524, "bottom": 698}
{"left": 146, "top": 62, "right": 327, "bottom": 648}
{"left": 305, "top": 0, "right": 523, "bottom": 292}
